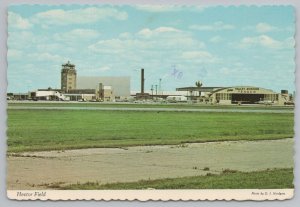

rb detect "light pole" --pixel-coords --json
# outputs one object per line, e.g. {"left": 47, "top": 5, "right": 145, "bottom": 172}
{"left": 159, "top": 78, "right": 162, "bottom": 95}
{"left": 151, "top": 85, "right": 154, "bottom": 99}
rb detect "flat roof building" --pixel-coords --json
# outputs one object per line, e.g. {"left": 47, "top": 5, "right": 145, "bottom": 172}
{"left": 77, "top": 76, "right": 130, "bottom": 98}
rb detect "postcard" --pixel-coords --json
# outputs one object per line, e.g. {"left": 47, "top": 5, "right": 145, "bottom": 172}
{"left": 6, "top": 4, "right": 295, "bottom": 200}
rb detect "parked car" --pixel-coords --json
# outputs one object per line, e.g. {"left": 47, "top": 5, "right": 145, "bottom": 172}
{"left": 284, "top": 101, "right": 294, "bottom": 106}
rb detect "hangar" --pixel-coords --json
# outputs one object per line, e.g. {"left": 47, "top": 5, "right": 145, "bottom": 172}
{"left": 210, "top": 86, "right": 286, "bottom": 105}
{"left": 177, "top": 86, "right": 291, "bottom": 105}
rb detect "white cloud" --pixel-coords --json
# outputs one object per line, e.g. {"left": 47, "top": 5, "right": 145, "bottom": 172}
{"left": 99, "top": 66, "right": 111, "bottom": 71}
{"left": 8, "top": 12, "right": 32, "bottom": 29}
{"left": 68, "top": 29, "right": 99, "bottom": 39}
{"left": 284, "top": 37, "right": 295, "bottom": 48}
{"left": 258, "top": 35, "right": 281, "bottom": 48}
{"left": 32, "top": 7, "right": 128, "bottom": 25}
{"left": 256, "top": 23, "right": 277, "bottom": 33}
{"left": 135, "top": 5, "right": 203, "bottom": 13}
{"left": 239, "top": 35, "right": 294, "bottom": 49}
{"left": 89, "top": 39, "right": 130, "bottom": 54}
{"left": 181, "top": 51, "right": 213, "bottom": 59}
{"left": 7, "top": 49, "right": 23, "bottom": 59}
{"left": 209, "top": 36, "right": 223, "bottom": 43}
{"left": 79, "top": 65, "right": 112, "bottom": 74}
{"left": 89, "top": 27, "right": 205, "bottom": 54}
{"left": 181, "top": 51, "right": 218, "bottom": 64}
{"left": 27, "top": 52, "right": 66, "bottom": 62}
{"left": 234, "top": 62, "right": 244, "bottom": 67}
{"left": 137, "top": 27, "right": 182, "bottom": 38}
{"left": 189, "top": 21, "right": 235, "bottom": 31}
{"left": 87, "top": 26, "right": 216, "bottom": 72}
{"left": 8, "top": 31, "right": 48, "bottom": 50}
{"left": 220, "top": 67, "right": 231, "bottom": 75}
{"left": 36, "top": 43, "right": 63, "bottom": 53}
{"left": 135, "top": 5, "right": 179, "bottom": 12}
{"left": 243, "top": 23, "right": 282, "bottom": 33}
{"left": 54, "top": 29, "right": 100, "bottom": 42}
{"left": 119, "top": 32, "right": 132, "bottom": 39}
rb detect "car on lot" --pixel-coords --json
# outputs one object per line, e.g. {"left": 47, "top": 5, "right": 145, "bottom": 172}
{"left": 284, "top": 101, "right": 294, "bottom": 106}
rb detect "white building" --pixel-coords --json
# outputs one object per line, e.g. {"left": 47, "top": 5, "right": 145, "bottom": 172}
{"left": 34, "top": 90, "right": 68, "bottom": 101}
{"left": 77, "top": 76, "right": 130, "bottom": 99}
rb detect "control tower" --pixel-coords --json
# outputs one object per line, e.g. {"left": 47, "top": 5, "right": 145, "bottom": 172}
{"left": 61, "top": 61, "right": 77, "bottom": 92}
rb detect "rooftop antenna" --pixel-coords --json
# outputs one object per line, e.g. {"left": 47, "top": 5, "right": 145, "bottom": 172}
{"left": 159, "top": 78, "right": 162, "bottom": 95}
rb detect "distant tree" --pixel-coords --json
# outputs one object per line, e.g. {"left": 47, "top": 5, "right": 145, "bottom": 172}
{"left": 195, "top": 81, "right": 203, "bottom": 97}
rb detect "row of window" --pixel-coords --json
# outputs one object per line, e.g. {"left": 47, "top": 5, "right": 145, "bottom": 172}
{"left": 61, "top": 78, "right": 75, "bottom": 82}
{"left": 264, "top": 94, "right": 278, "bottom": 101}
{"left": 215, "top": 93, "right": 278, "bottom": 101}
{"left": 216, "top": 93, "right": 232, "bottom": 100}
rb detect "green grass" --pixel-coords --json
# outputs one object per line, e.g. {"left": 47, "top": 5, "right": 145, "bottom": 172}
{"left": 57, "top": 168, "right": 294, "bottom": 189}
{"left": 8, "top": 102, "right": 294, "bottom": 110}
{"left": 7, "top": 109, "right": 294, "bottom": 152}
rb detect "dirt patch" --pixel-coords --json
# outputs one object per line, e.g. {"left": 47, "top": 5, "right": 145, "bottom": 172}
{"left": 7, "top": 138, "right": 293, "bottom": 190}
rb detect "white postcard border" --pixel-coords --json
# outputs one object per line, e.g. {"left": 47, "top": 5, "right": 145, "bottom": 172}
{"left": 7, "top": 189, "right": 294, "bottom": 201}
{"left": 1, "top": 0, "right": 300, "bottom": 205}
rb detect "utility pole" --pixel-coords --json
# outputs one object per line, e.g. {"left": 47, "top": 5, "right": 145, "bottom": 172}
{"left": 159, "top": 78, "right": 162, "bottom": 95}
{"left": 155, "top": 85, "right": 158, "bottom": 101}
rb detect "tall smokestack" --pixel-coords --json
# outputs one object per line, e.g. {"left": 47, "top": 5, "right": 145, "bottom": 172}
{"left": 141, "top": 68, "right": 144, "bottom": 94}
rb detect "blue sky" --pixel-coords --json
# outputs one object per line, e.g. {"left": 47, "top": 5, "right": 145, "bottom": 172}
{"left": 8, "top": 5, "right": 295, "bottom": 93}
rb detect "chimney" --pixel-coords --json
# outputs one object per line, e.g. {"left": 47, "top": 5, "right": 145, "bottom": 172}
{"left": 141, "top": 68, "right": 144, "bottom": 94}
{"left": 99, "top": 83, "right": 103, "bottom": 99}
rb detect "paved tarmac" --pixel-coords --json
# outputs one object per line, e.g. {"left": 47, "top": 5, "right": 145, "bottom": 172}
{"left": 8, "top": 106, "right": 294, "bottom": 113}
{"left": 7, "top": 138, "right": 293, "bottom": 190}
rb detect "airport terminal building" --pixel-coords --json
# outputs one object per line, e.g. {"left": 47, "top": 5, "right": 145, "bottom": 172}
{"left": 22, "top": 61, "right": 131, "bottom": 102}
{"left": 7, "top": 62, "right": 293, "bottom": 106}
{"left": 61, "top": 62, "right": 130, "bottom": 101}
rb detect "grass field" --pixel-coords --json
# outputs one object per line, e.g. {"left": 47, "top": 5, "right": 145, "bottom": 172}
{"left": 7, "top": 109, "right": 294, "bottom": 152}
{"left": 55, "top": 168, "right": 294, "bottom": 189}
